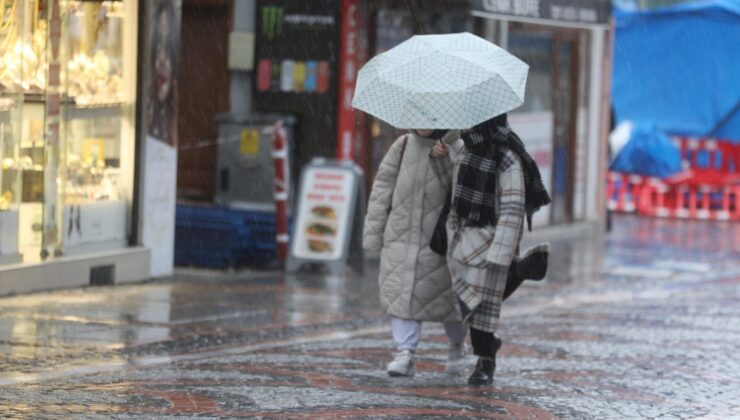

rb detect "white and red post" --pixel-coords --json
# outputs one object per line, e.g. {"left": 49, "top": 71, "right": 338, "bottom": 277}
{"left": 273, "top": 122, "right": 289, "bottom": 261}
{"left": 336, "top": 0, "right": 360, "bottom": 161}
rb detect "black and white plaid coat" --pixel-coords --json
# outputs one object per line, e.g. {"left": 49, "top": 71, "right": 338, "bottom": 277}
{"left": 432, "top": 142, "right": 525, "bottom": 333}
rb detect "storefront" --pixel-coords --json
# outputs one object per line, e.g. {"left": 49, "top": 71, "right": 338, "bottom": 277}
{"left": 0, "top": 0, "right": 181, "bottom": 292}
{"left": 471, "top": 0, "right": 613, "bottom": 227}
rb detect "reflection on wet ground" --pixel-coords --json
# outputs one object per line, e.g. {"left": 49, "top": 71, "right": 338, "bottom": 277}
{"left": 0, "top": 214, "right": 738, "bottom": 418}
{"left": 0, "top": 271, "right": 382, "bottom": 373}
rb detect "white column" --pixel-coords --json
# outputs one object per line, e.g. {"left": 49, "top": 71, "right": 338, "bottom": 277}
{"left": 585, "top": 28, "right": 607, "bottom": 222}
{"left": 230, "top": 0, "right": 256, "bottom": 117}
{"left": 121, "top": 0, "right": 139, "bottom": 240}
{"left": 499, "top": 20, "right": 509, "bottom": 49}
{"left": 482, "top": 18, "right": 496, "bottom": 42}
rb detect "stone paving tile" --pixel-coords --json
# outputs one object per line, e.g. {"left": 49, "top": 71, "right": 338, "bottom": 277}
{"left": 2, "top": 268, "right": 739, "bottom": 419}
{"left": 0, "top": 215, "right": 738, "bottom": 418}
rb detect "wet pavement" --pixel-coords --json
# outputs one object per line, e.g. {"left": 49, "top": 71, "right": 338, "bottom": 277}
{"left": 0, "top": 214, "right": 739, "bottom": 419}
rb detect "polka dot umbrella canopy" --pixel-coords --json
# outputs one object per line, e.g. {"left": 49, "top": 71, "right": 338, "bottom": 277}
{"left": 352, "top": 32, "right": 529, "bottom": 130}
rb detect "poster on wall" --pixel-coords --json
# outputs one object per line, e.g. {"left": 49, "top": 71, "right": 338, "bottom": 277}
{"left": 255, "top": 0, "right": 338, "bottom": 95}
{"left": 140, "top": 0, "right": 182, "bottom": 277}
{"left": 254, "top": 0, "right": 340, "bottom": 171}
{"left": 146, "top": 0, "right": 181, "bottom": 147}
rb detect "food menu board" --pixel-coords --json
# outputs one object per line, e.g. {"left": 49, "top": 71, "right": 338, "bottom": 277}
{"left": 291, "top": 166, "right": 355, "bottom": 261}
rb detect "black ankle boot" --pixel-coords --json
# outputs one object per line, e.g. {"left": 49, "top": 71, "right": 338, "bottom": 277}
{"left": 468, "top": 358, "right": 495, "bottom": 385}
{"left": 504, "top": 245, "right": 550, "bottom": 301}
{"left": 468, "top": 337, "right": 503, "bottom": 385}
{"left": 516, "top": 244, "right": 549, "bottom": 281}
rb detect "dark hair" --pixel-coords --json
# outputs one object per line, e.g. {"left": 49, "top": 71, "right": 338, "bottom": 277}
{"left": 430, "top": 129, "right": 449, "bottom": 140}
{"left": 473, "top": 113, "right": 508, "bottom": 133}
{"left": 413, "top": 129, "right": 449, "bottom": 140}
{"left": 149, "top": 0, "right": 179, "bottom": 78}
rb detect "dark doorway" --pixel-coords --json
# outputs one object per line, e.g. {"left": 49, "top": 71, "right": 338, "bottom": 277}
{"left": 176, "top": 0, "right": 232, "bottom": 201}
{"left": 550, "top": 31, "right": 579, "bottom": 225}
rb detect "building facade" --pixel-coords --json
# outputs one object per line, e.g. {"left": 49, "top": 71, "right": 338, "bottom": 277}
{"left": 470, "top": 0, "right": 613, "bottom": 227}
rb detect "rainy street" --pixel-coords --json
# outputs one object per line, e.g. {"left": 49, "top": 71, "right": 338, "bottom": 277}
{"left": 1, "top": 214, "right": 738, "bottom": 419}
{"left": 2, "top": 0, "right": 740, "bottom": 418}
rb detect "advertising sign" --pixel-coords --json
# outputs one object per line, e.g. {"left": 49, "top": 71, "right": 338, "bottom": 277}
{"left": 288, "top": 159, "right": 364, "bottom": 274}
{"left": 146, "top": 0, "right": 181, "bottom": 147}
{"left": 255, "top": 1, "right": 337, "bottom": 94}
{"left": 254, "top": 0, "right": 340, "bottom": 170}
{"left": 292, "top": 167, "right": 353, "bottom": 260}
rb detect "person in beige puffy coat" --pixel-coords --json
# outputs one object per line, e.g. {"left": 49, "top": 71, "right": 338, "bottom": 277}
{"left": 363, "top": 129, "right": 467, "bottom": 377}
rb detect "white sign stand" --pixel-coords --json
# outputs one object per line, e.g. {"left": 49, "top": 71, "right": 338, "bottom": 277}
{"left": 287, "top": 158, "right": 364, "bottom": 275}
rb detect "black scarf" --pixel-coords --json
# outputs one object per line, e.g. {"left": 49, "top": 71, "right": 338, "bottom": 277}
{"left": 453, "top": 114, "right": 551, "bottom": 231}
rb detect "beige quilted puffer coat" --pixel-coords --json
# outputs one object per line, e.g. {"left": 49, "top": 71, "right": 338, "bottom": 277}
{"left": 363, "top": 131, "right": 462, "bottom": 322}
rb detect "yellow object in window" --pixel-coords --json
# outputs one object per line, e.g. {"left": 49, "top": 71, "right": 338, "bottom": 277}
{"left": 83, "top": 138, "right": 106, "bottom": 166}
{"left": 0, "top": 191, "right": 12, "bottom": 210}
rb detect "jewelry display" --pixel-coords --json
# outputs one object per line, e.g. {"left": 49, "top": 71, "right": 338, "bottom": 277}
{"left": 1, "top": 0, "right": 129, "bottom": 209}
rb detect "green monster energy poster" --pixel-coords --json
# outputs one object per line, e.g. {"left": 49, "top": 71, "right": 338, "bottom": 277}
{"left": 260, "top": 6, "right": 283, "bottom": 41}
{"left": 254, "top": 0, "right": 340, "bottom": 171}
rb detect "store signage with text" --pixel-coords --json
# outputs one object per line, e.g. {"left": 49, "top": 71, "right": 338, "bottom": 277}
{"left": 472, "top": 0, "right": 610, "bottom": 26}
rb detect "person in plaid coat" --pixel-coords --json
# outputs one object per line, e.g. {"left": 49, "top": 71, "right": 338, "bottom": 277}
{"left": 433, "top": 114, "right": 551, "bottom": 385}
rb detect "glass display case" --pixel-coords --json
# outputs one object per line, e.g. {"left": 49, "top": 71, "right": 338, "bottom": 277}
{"left": 0, "top": 0, "right": 136, "bottom": 263}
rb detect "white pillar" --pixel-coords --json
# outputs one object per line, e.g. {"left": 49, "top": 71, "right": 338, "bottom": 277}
{"left": 586, "top": 28, "right": 606, "bottom": 222}
{"left": 499, "top": 20, "right": 509, "bottom": 49}
{"left": 230, "top": 0, "right": 256, "bottom": 117}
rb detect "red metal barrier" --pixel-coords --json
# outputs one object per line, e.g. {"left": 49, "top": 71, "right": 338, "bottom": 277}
{"left": 608, "top": 138, "right": 740, "bottom": 221}
{"left": 674, "top": 137, "right": 740, "bottom": 186}
{"left": 639, "top": 180, "right": 739, "bottom": 220}
{"left": 606, "top": 172, "right": 644, "bottom": 213}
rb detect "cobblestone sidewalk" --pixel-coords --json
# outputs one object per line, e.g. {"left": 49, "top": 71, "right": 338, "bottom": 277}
{"left": 0, "top": 215, "right": 738, "bottom": 419}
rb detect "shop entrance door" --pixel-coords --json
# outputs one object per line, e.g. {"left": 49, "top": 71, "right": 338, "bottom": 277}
{"left": 550, "top": 32, "right": 579, "bottom": 225}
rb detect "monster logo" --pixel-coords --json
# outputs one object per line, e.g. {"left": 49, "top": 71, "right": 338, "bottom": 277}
{"left": 261, "top": 6, "right": 284, "bottom": 40}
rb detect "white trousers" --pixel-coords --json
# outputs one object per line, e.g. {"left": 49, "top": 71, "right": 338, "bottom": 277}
{"left": 391, "top": 317, "right": 467, "bottom": 352}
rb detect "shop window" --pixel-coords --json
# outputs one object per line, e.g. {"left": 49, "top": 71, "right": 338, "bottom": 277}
{"left": 506, "top": 24, "right": 584, "bottom": 225}
{"left": 508, "top": 28, "right": 554, "bottom": 114}
{"left": 0, "top": 0, "right": 136, "bottom": 265}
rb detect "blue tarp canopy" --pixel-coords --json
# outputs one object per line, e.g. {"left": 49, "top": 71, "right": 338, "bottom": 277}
{"left": 610, "top": 123, "right": 684, "bottom": 177}
{"left": 612, "top": 0, "right": 740, "bottom": 142}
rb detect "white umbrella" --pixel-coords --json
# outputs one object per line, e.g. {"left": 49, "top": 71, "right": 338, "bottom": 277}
{"left": 352, "top": 32, "right": 529, "bottom": 129}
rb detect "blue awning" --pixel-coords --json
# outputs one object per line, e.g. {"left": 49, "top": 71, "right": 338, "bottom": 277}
{"left": 612, "top": 0, "right": 740, "bottom": 142}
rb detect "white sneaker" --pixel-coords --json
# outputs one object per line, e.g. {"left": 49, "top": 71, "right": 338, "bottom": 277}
{"left": 387, "top": 349, "right": 415, "bottom": 377}
{"left": 445, "top": 343, "right": 467, "bottom": 374}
